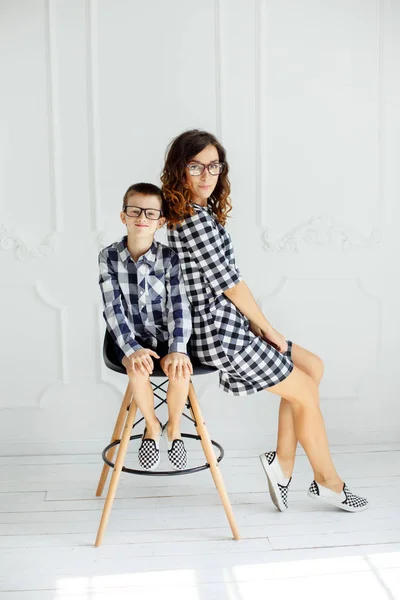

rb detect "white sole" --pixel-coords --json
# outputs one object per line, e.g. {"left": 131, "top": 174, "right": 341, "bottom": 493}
{"left": 307, "top": 490, "right": 368, "bottom": 512}
{"left": 259, "top": 453, "right": 287, "bottom": 512}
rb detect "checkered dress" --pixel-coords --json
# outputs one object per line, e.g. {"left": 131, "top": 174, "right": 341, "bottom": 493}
{"left": 167, "top": 203, "right": 294, "bottom": 396}
{"left": 98, "top": 237, "right": 191, "bottom": 357}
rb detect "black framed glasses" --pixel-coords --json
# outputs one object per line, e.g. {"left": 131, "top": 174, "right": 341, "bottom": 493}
{"left": 186, "top": 161, "right": 224, "bottom": 176}
{"left": 124, "top": 206, "right": 163, "bottom": 220}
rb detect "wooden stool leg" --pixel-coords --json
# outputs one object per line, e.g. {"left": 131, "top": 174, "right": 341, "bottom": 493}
{"left": 94, "top": 396, "right": 138, "bottom": 547}
{"left": 95, "top": 383, "right": 133, "bottom": 497}
{"left": 188, "top": 381, "right": 240, "bottom": 540}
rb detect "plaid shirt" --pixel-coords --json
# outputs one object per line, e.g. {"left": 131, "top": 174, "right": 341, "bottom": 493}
{"left": 98, "top": 236, "right": 191, "bottom": 357}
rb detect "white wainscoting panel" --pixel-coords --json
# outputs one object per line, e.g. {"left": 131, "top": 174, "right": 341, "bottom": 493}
{"left": 0, "top": 0, "right": 399, "bottom": 455}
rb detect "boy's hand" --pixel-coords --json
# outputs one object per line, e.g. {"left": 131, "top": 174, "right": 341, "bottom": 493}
{"left": 160, "top": 352, "right": 193, "bottom": 380}
{"left": 125, "top": 348, "right": 160, "bottom": 375}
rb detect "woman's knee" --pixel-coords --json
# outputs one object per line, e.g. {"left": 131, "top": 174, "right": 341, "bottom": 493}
{"left": 267, "top": 367, "right": 320, "bottom": 408}
{"left": 312, "top": 355, "right": 324, "bottom": 385}
{"left": 291, "top": 344, "right": 324, "bottom": 386}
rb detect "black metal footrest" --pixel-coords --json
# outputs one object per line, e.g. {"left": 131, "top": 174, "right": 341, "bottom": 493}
{"left": 101, "top": 432, "right": 224, "bottom": 477}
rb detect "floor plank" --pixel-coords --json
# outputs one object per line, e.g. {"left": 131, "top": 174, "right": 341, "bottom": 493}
{"left": 0, "top": 444, "right": 399, "bottom": 599}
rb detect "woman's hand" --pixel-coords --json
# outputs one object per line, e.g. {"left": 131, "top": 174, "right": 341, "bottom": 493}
{"left": 124, "top": 348, "right": 160, "bottom": 375}
{"left": 249, "top": 321, "right": 288, "bottom": 354}
{"left": 160, "top": 352, "right": 193, "bottom": 380}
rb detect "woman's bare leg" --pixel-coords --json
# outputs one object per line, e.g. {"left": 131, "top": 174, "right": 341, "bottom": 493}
{"left": 276, "top": 344, "right": 325, "bottom": 478}
{"left": 276, "top": 399, "right": 297, "bottom": 478}
{"left": 266, "top": 366, "right": 342, "bottom": 492}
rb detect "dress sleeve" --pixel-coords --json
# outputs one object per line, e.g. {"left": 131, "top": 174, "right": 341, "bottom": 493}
{"left": 98, "top": 249, "right": 142, "bottom": 356}
{"left": 176, "top": 210, "right": 242, "bottom": 296}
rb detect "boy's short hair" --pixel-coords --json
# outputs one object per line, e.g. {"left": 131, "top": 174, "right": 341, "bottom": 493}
{"left": 122, "top": 183, "right": 164, "bottom": 209}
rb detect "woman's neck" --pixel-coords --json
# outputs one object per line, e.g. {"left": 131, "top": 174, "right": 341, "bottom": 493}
{"left": 192, "top": 196, "right": 208, "bottom": 207}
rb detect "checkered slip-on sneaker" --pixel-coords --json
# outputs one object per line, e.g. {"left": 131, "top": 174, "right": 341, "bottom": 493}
{"left": 162, "top": 423, "right": 187, "bottom": 471}
{"left": 308, "top": 480, "right": 368, "bottom": 512}
{"left": 259, "top": 451, "right": 292, "bottom": 512}
{"left": 138, "top": 421, "right": 162, "bottom": 471}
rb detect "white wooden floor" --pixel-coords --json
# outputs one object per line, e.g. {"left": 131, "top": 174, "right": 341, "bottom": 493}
{"left": 0, "top": 442, "right": 399, "bottom": 599}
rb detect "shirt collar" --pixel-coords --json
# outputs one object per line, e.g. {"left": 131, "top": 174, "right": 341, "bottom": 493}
{"left": 117, "top": 236, "right": 158, "bottom": 266}
{"left": 191, "top": 201, "right": 212, "bottom": 214}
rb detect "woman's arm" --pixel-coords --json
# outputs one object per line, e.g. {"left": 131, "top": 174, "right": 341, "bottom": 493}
{"left": 173, "top": 210, "right": 287, "bottom": 352}
{"left": 224, "top": 280, "right": 270, "bottom": 331}
{"left": 224, "top": 281, "right": 288, "bottom": 353}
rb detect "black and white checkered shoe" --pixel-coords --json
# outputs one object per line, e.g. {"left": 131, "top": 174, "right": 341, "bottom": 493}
{"left": 308, "top": 480, "right": 368, "bottom": 512}
{"left": 162, "top": 423, "right": 187, "bottom": 471}
{"left": 138, "top": 421, "right": 162, "bottom": 471}
{"left": 259, "top": 450, "right": 292, "bottom": 511}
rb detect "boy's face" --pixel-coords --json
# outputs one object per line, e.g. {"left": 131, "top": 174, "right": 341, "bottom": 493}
{"left": 120, "top": 193, "right": 165, "bottom": 240}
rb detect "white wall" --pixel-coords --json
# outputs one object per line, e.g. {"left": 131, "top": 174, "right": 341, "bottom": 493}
{"left": 1, "top": 0, "right": 399, "bottom": 455}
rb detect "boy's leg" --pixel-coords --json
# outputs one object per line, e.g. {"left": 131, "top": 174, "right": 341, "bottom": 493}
{"left": 158, "top": 341, "right": 191, "bottom": 438}
{"left": 160, "top": 355, "right": 191, "bottom": 471}
{"left": 165, "top": 374, "right": 191, "bottom": 439}
{"left": 121, "top": 357, "right": 160, "bottom": 438}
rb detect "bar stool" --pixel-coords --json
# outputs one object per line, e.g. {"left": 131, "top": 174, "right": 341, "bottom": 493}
{"left": 94, "top": 331, "right": 240, "bottom": 546}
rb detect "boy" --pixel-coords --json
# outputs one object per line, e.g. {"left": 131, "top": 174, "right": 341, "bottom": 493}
{"left": 98, "top": 183, "right": 192, "bottom": 471}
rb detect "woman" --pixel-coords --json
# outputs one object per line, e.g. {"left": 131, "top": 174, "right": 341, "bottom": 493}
{"left": 161, "top": 129, "right": 368, "bottom": 513}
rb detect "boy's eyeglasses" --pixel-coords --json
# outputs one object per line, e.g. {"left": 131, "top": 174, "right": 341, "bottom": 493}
{"left": 124, "top": 206, "right": 163, "bottom": 220}
{"left": 186, "top": 161, "right": 224, "bottom": 176}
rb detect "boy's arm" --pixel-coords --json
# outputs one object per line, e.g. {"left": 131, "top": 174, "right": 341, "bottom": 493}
{"left": 98, "top": 250, "right": 142, "bottom": 357}
{"left": 165, "top": 253, "right": 192, "bottom": 354}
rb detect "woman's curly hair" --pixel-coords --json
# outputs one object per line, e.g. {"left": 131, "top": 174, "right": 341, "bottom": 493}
{"left": 161, "top": 129, "right": 232, "bottom": 229}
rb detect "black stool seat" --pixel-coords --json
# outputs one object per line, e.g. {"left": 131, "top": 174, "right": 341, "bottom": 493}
{"left": 103, "top": 330, "right": 218, "bottom": 377}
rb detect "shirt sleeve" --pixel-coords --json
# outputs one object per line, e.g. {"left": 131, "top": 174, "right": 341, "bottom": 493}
{"left": 165, "top": 252, "right": 192, "bottom": 354}
{"left": 98, "top": 249, "right": 142, "bottom": 356}
{"left": 177, "top": 210, "right": 242, "bottom": 296}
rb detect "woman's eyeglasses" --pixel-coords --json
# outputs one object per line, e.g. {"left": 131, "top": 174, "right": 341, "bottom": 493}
{"left": 124, "top": 206, "right": 163, "bottom": 220}
{"left": 186, "top": 161, "right": 224, "bottom": 176}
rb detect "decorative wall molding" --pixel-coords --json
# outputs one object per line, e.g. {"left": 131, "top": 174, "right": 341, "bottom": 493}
{"left": 258, "top": 0, "right": 383, "bottom": 240}
{"left": 34, "top": 280, "right": 68, "bottom": 407}
{"left": 254, "top": 0, "right": 262, "bottom": 226}
{"left": 353, "top": 277, "right": 383, "bottom": 397}
{"left": 97, "top": 230, "right": 107, "bottom": 250}
{"left": 86, "top": 0, "right": 102, "bottom": 232}
{"left": 214, "top": 0, "right": 222, "bottom": 139}
{"left": 262, "top": 215, "right": 381, "bottom": 252}
{"left": 259, "top": 275, "right": 383, "bottom": 401}
{"left": 0, "top": 225, "right": 57, "bottom": 260}
{"left": 0, "top": 1, "right": 62, "bottom": 262}
{"left": 44, "top": 0, "right": 63, "bottom": 233}
{"left": 377, "top": 0, "right": 383, "bottom": 232}
{"left": 95, "top": 303, "right": 126, "bottom": 399}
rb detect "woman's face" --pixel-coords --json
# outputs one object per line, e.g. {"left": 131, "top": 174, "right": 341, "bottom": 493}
{"left": 185, "top": 144, "right": 220, "bottom": 205}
